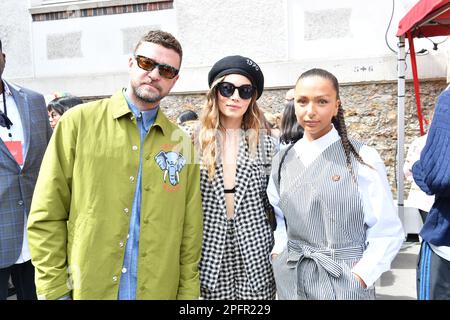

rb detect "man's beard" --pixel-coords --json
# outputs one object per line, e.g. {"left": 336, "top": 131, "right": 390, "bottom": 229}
{"left": 133, "top": 83, "right": 163, "bottom": 104}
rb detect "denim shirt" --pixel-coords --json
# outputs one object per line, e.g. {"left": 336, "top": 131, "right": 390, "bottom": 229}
{"left": 118, "top": 91, "right": 158, "bottom": 299}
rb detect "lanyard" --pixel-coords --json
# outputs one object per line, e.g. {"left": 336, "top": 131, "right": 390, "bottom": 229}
{"left": 2, "top": 90, "right": 13, "bottom": 138}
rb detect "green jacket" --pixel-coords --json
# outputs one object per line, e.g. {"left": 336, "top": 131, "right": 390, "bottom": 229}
{"left": 27, "top": 91, "right": 203, "bottom": 300}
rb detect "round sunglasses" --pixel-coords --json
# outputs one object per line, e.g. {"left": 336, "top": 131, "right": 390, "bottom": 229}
{"left": 216, "top": 82, "right": 255, "bottom": 100}
{"left": 135, "top": 55, "right": 179, "bottom": 79}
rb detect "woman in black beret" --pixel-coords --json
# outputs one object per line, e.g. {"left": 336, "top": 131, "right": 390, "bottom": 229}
{"left": 194, "top": 55, "right": 277, "bottom": 299}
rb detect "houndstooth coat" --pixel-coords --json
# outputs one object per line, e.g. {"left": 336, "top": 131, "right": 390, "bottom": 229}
{"left": 199, "top": 133, "right": 277, "bottom": 293}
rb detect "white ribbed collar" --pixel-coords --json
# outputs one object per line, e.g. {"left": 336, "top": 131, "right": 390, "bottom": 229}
{"left": 293, "top": 125, "right": 340, "bottom": 167}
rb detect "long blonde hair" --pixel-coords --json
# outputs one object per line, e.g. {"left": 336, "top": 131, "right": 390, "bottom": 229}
{"left": 197, "top": 76, "right": 264, "bottom": 180}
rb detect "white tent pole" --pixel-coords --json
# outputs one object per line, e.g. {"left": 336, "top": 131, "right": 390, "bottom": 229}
{"left": 397, "top": 35, "right": 406, "bottom": 237}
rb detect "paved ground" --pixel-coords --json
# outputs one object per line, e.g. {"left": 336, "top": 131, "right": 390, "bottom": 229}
{"left": 375, "top": 240, "right": 420, "bottom": 300}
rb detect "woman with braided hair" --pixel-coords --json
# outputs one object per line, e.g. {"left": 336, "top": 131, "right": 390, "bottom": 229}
{"left": 267, "top": 68, "right": 404, "bottom": 299}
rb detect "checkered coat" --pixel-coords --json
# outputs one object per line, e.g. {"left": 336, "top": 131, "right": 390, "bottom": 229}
{"left": 199, "top": 133, "right": 277, "bottom": 292}
{"left": 0, "top": 82, "right": 52, "bottom": 268}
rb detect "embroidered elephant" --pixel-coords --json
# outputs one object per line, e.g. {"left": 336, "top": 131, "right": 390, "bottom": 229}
{"left": 155, "top": 151, "right": 186, "bottom": 186}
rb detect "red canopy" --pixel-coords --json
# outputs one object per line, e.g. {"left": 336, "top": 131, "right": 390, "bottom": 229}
{"left": 396, "top": 0, "right": 450, "bottom": 136}
{"left": 397, "top": 0, "right": 450, "bottom": 215}
{"left": 395, "top": 0, "right": 450, "bottom": 228}
{"left": 397, "top": 0, "right": 450, "bottom": 38}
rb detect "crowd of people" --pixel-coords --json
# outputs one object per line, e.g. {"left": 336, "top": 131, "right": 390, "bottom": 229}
{"left": 1, "top": 29, "right": 448, "bottom": 300}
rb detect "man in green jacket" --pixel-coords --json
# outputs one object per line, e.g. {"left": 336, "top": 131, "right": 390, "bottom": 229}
{"left": 27, "top": 30, "right": 203, "bottom": 300}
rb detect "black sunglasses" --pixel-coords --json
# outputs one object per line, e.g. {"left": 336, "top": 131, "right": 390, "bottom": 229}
{"left": 217, "top": 82, "right": 255, "bottom": 100}
{"left": 134, "top": 55, "right": 179, "bottom": 79}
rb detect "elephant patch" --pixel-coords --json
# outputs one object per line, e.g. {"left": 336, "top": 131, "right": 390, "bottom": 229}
{"left": 155, "top": 151, "right": 186, "bottom": 186}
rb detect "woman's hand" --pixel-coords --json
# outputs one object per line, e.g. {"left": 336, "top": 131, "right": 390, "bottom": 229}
{"left": 352, "top": 273, "right": 367, "bottom": 288}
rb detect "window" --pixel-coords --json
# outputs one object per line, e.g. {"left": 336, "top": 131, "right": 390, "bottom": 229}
{"left": 30, "top": 0, "right": 173, "bottom": 20}
{"left": 41, "top": 0, "right": 88, "bottom": 4}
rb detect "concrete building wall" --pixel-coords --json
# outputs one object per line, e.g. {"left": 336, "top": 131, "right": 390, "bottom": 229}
{"left": 285, "top": 0, "right": 450, "bottom": 84}
{"left": 0, "top": 0, "right": 34, "bottom": 79}
{"left": 175, "top": 0, "right": 287, "bottom": 66}
{"left": 175, "top": 0, "right": 445, "bottom": 91}
{"left": 27, "top": 7, "right": 177, "bottom": 96}
{"left": 173, "top": 0, "right": 287, "bottom": 92}
{"left": 2, "top": 0, "right": 449, "bottom": 95}
{"left": 31, "top": 9, "right": 177, "bottom": 78}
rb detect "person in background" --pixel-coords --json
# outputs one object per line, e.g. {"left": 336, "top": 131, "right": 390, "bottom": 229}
{"left": 177, "top": 109, "right": 199, "bottom": 136}
{"left": 403, "top": 133, "right": 434, "bottom": 223}
{"left": 262, "top": 110, "right": 281, "bottom": 139}
{"left": 177, "top": 109, "right": 198, "bottom": 125}
{"left": 413, "top": 85, "right": 450, "bottom": 300}
{"left": 279, "top": 88, "right": 303, "bottom": 147}
{"left": 27, "top": 30, "right": 203, "bottom": 300}
{"left": 44, "top": 91, "right": 69, "bottom": 105}
{"left": 268, "top": 68, "right": 404, "bottom": 300}
{"left": 47, "top": 95, "right": 84, "bottom": 130}
{"left": 194, "top": 55, "right": 277, "bottom": 299}
{"left": 0, "top": 38, "right": 52, "bottom": 300}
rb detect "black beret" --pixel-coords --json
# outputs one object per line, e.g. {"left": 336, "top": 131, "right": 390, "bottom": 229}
{"left": 208, "top": 55, "right": 264, "bottom": 99}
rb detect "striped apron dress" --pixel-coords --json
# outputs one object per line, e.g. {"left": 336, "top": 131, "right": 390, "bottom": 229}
{"left": 272, "top": 140, "right": 376, "bottom": 300}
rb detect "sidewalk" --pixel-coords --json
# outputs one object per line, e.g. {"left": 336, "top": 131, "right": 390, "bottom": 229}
{"left": 375, "top": 240, "right": 420, "bottom": 300}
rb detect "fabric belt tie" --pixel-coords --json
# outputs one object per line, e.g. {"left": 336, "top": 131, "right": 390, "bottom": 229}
{"left": 286, "top": 240, "right": 364, "bottom": 299}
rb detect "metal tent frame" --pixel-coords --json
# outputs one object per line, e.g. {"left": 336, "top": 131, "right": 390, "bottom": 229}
{"left": 396, "top": 0, "right": 450, "bottom": 226}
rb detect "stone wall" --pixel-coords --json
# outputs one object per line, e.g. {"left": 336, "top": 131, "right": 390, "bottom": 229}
{"left": 159, "top": 79, "right": 447, "bottom": 196}
{"left": 85, "top": 79, "right": 447, "bottom": 196}
{"left": 0, "top": 0, "right": 34, "bottom": 78}
{"left": 175, "top": 0, "right": 286, "bottom": 66}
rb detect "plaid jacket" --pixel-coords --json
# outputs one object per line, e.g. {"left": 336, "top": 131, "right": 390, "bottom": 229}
{"left": 199, "top": 133, "right": 277, "bottom": 292}
{"left": 0, "top": 81, "right": 52, "bottom": 268}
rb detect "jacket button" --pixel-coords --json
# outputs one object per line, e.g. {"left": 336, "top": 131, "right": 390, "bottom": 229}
{"left": 18, "top": 200, "right": 24, "bottom": 206}
{"left": 112, "top": 276, "right": 118, "bottom": 282}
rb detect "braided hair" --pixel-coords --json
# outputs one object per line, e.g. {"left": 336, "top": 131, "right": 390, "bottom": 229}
{"left": 332, "top": 102, "right": 373, "bottom": 181}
